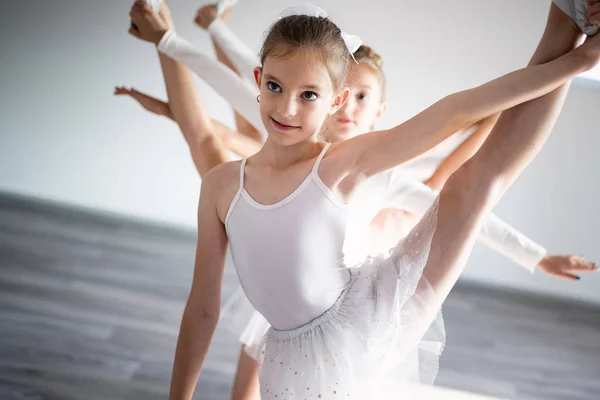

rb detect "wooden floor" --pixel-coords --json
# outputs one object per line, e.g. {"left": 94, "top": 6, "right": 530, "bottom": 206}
{"left": 0, "top": 192, "right": 599, "bottom": 400}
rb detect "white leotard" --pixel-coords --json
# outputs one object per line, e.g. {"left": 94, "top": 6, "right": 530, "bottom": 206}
{"left": 225, "top": 144, "right": 350, "bottom": 330}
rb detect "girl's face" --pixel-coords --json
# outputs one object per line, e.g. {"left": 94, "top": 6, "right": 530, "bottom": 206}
{"left": 324, "top": 63, "right": 387, "bottom": 142}
{"left": 254, "top": 49, "right": 348, "bottom": 147}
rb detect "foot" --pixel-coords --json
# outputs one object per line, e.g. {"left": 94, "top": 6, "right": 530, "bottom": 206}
{"left": 552, "top": 0, "right": 599, "bottom": 35}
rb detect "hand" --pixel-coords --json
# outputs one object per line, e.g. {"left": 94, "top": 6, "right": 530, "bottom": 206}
{"left": 587, "top": 0, "right": 600, "bottom": 26}
{"left": 194, "top": 5, "right": 219, "bottom": 30}
{"left": 537, "top": 255, "right": 598, "bottom": 280}
{"left": 578, "top": 1, "right": 600, "bottom": 62}
{"left": 129, "top": 0, "right": 169, "bottom": 45}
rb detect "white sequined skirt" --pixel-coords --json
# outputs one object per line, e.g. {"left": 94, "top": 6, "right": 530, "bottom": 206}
{"left": 220, "top": 199, "right": 445, "bottom": 399}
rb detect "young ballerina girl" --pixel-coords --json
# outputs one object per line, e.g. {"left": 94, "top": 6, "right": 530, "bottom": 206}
{"left": 123, "top": 2, "right": 600, "bottom": 396}
{"left": 130, "top": 1, "right": 600, "bottom": 396}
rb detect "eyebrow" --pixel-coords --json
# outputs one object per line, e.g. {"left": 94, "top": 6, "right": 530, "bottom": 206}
{"left": 263, "top": 73, "right": 322, "bottom": 91}
{"left": 263, "top": 73, "right": 280, "bottom": 83}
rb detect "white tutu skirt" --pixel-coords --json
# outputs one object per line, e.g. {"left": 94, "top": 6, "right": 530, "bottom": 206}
{"left": 220, "top": 199, "right": 445, "bottom": 399}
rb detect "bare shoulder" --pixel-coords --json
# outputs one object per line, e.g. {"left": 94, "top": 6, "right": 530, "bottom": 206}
{"left": 201, "top": 160, "right": 244, "bottom": 223}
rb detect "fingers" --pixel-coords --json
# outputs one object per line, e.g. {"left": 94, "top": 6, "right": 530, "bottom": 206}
{"left": 555, "top": 272, "right": 581, "bottom": 281}
{"left": 568, "top": 262, "right": 598, "bottom": 272}
{"left": 544, "top": 266, "right": 580, "bottom": 280}
{"left": 566, "top": 255, "right": 598, "bottom": 271}
{"left": 588, "top": 2, "right": 600, "bottom": 25}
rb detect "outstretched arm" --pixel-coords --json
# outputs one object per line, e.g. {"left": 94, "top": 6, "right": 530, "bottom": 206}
{"left": 339, "top": 40, "right": 599, "bottom": 178}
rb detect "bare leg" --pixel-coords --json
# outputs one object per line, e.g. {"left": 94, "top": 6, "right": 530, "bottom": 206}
{"left": 156, "top": 2, "right": 229, "bottom": 177}
{"left": 197, "top": 4, "right": 263, "bottom": 142}
{"left": 231, "top": 347, "right": 261, "bottom": 400}
{"left": 211, "top": 25, "right": 263, "bottom": 142}
{"left": 422, "top": 4, "right": 584, "bottom": 307}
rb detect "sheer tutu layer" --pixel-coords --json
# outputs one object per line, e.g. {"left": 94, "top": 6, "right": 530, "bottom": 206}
{"left": 221, "top": 199, "right": 445, "bottom": 399}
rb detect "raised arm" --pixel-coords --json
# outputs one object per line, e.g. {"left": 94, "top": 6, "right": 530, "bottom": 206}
{"left": 341, "top": 41, "right": 598, "bottom": 178}
{"left": 169, "top": 172, "right": 229, "bottom": 400}
{"left": 424, "top": 114, "right": 500, "bottom": 190}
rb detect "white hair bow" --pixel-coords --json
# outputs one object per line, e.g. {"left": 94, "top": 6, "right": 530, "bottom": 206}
{"left": 278, "top": 4, "right": 362, "bottom": 62}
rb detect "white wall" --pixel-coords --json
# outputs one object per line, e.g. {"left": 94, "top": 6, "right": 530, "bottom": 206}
{"left": 1, "top": 0, "right": 599, "bottom": 303}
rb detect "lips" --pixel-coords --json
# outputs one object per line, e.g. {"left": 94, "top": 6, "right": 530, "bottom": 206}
{"left": 338, "top": 116, "right": 353, "bottom": 124}
{"left": 271, "top": 117, "right": 300, "bottom": 131}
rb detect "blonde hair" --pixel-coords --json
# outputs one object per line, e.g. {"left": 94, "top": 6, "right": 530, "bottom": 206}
{"left": 352, "top": 45, "right": 386, "bottom": 101}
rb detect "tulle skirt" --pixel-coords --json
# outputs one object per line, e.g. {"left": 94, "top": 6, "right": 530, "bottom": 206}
{"left": 220, "top": 198, "right": 445, "bottom": 399}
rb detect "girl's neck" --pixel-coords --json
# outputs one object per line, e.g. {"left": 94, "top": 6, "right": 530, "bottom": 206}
{"left": 254, "top": 137, "right": 323, "bottom": 169}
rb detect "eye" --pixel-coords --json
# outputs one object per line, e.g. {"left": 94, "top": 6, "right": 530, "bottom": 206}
{"left": 357, "top": 93, "right": 368, "bottom": 101}
{"left": 301, "top": 91, "right": 318, "bottom": 101}
{"left": 267, "top": 81, "right": 281, "bottom": 92}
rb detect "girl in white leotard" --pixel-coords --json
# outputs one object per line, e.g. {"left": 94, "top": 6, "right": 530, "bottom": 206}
{"left": 123, "top": 1, "right": 600, "bottom": 398}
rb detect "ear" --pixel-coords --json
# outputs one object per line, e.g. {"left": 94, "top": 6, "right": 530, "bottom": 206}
{"left": 254, "top": 67, "right": 262, "bottom": 89}
{"left": 331, "top": 86, "right": 350, "bottom": 114}
{"left": 374, "top": 102, "right": 388, "bottom": 122}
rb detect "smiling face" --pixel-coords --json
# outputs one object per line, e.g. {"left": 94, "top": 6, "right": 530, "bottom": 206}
{"left": 255, "top": 49, "right": 348, "bottom": 146}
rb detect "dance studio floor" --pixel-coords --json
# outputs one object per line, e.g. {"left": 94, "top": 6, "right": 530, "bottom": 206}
{"left": 0, "top": 192, "right": 599, "bottom": 400}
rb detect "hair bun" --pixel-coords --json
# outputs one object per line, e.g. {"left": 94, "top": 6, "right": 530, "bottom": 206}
{"left": 355, "top": 45, "right": 383, "bottom": 68}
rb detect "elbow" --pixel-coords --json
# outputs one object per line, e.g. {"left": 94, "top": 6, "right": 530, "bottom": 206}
{"left": 183, "top": 292, "right": 221, "bottom": 327}
{"left": 183, "top": 303, "right": 220, "bottom": 330}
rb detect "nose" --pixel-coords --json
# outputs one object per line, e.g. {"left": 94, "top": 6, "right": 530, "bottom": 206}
{"left": 278, "top": 94, "right": 298, "bottom": 118}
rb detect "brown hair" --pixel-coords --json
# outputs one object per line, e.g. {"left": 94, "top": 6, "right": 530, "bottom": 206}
{"left": 260, "top": 15, "right": 350, "bottom": 91}
{"left": 352, "top": 45, "right": 386, "bottom": 101}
